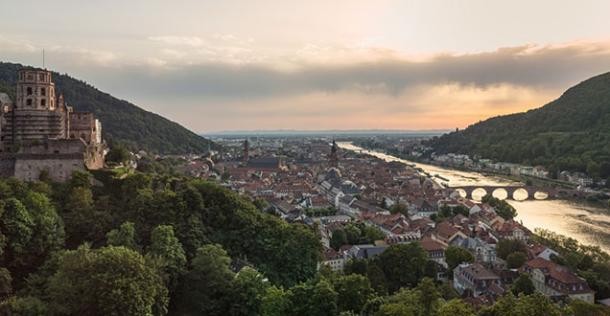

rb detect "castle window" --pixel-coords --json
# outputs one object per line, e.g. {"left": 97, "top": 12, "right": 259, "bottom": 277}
{"left": 39, "top": 73, "right": 46, "bottom": 81}
{"left": 26, "top": 87, "right": 33, "bottom": 95}
{"left": 40, "top": 88, "right": 46, "bottom": 96}
{"left": 41, "top": 99, "right": 46, "bottom": 107}
{"left": 26, "top": 99, "right": 32, "bottom": 106}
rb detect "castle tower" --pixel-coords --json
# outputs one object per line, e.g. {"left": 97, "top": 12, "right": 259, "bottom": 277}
{"left": 0, "top": 67, "right": 105, "bottom": 182}
{"left": 2, "top": 68, "right": 69, "bottom": 145}
{"left": 243, "top": 139, "right": 249, "bottom": 162}
{"left": 329, "top": 140, "right": 338, "bottom": 167}
{"left": 16, "top": 68, "right": 56, "bottom": 111}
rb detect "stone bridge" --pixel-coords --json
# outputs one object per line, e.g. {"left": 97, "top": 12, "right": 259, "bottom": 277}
{"left": 449, "top": 185, "right": 562, "bottom": 201}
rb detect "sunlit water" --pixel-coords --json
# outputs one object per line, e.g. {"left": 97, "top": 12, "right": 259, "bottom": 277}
{"left": 339, "top": 142, "right": 610, "bottom": 253}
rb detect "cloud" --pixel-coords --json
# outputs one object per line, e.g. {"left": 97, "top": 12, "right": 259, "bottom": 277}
{"left": 3, "top": 36, "right": 610, "bottom": 131}
{"left": 148, "top": 36, "right": 205, "bottom": 47}
{"left": 93, "top": 41, "right": 610, "bottom": 101}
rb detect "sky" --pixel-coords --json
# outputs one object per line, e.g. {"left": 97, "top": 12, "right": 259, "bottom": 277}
{"left": 1, "top": 0, "right": 610, "bottom": 132}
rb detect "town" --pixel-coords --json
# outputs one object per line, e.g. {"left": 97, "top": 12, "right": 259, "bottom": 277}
{"left": 150, "top": 135, "right": 604, "bottom": 309}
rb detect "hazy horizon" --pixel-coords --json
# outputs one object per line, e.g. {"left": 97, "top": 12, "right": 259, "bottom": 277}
{"left": 2, "top": 0, "right": 610, "bottom": 132}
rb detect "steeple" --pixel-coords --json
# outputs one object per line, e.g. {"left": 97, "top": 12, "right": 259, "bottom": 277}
{"left": 329, "top": 140, "right": 338, "bottom": 167}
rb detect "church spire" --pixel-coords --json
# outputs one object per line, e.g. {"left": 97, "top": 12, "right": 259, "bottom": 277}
{"left": 329, "top": 140, "right": 338, "bottom": 167}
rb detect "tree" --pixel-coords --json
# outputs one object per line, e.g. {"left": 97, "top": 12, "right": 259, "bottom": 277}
{"left": 482, "top": 195, "right": 517, "bottom": 220}
{"left": 437, "top": 299, "right": 475, "bottom": 316}
{"left": 332, "top": 274, "right": 374, "bottom": 314}
{"left": 21, "top": 192, "right": 65, "bottom": 261}
{"left": 330, "top": 229, "right": 348, "bottom": 250}
{"left": 366, "top": 260, "right": 388, "bottom": 296}
{"left": 445, "top": 246, "right": 474, "bottom": 271}
{"left": 481, "top": 292, "right": 562, "bottom": 316}
{"left": 344, "top": 224, "right": 361, "bottom": 245}
{"left": 569, "top": 299, "right": 610, "bottom": 316}
{"left": 47, "top": 245, "right": 167, "bottom": 316}
{"left": 506, "top": 251, "right": 527, "bottom": 269}
{"left": 232, "top": 267, "right": 269, "bottom": 316}
{"left": 362, "top": 225, "right": 385, "bottom": 243}
{"left": 511, "top": 274, "right": 535, "bottom": 296}
{"left": 288, "top": 279, "right": 338, "bottom": 316}
{"left": 416, "top": 277, "right": 440, "bottom": 316}
{"left": 173, "top": 244, "right": 235, "bottom": 315}
{"left": 0, "top": 267, "right": 12, "bottom": 297}
{"left": 379, "top": 243, "right": 427, "bottom": 292}
{"left": 497, "top": 239, "right": 527, "bottom": 260}
{"left": 147, "top": 225, "right": 186, "bottom": 291}
{"left": 0, "top": 198, "right": 34, "bottom": 264}
{"left": 389, "top": 203, "right": 408, "bottom": 215}
{"left": 260, "top": 286, "right": 290, "bottom": 316}
{"left": 0, "top": 296, "right": 48, "bottom": 315}
{"left": 375, "top": 288, "right": 422, "bottom": 316}
{"left": 106, "top": 143, "right": 131, "bottom": 165}
{"left": 106, "top": 221, "right": 139, "bottom": 251}
{"left": 344, "top": 258, "right": 368, "bottom": 276}
{"left": 62, "top": 185, "right": 110, "bottom": 247}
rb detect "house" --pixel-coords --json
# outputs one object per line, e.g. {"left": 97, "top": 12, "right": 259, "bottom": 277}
{"left": 321, "top": 248, "right": 346, "bottom": 272}
{"left": 452, "top": 237, "right": 497, "bottom": 264}
{"left": 453, "top": 263, "right": 502, "bottom": 297}
{"left": 494, "top": 220, "right": 531, "bottom": 241}
{"left": 523, "top": 257, "right": 594, "bottom": 303}
{"left": 347, "top": 244, "right": 388, "bottom": 260}
{"left": 433, "top": 221, "right": 468, "bottom": 244}
{"left": 420, "top": 237, "right": 448, "bottom": 268}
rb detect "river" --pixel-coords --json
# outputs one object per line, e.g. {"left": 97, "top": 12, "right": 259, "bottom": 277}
{"left": 338, "top": 142, "right": 610, "bottom": 253}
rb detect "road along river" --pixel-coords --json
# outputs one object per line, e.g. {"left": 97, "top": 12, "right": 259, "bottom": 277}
{"left": 339, "top": 142, "right": 610, "bottom": 253}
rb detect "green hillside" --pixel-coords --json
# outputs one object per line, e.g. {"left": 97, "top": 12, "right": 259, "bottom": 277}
{"left": 428, "top": 72, "right": 610, "bottom": 179}
{"left": 0, "top": 62, "right": 216, "bottom": 154}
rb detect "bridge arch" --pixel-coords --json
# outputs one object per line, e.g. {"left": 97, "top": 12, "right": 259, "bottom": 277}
{"left": 534, "top": 191, "right": 549, "bottom": 200}
{"left": 492, "top": 188, "right": 508, "bottom": 200}
{"left": 513, "top": 188, "right": 529, "bottom": 201}
{"left": 455, "top": 188, "right": 467, "bottom": 199}
{"left": 471, "top": 188, "right": 488, "bottom": 201}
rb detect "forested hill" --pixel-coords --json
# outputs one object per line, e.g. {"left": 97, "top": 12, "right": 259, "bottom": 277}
{"left": 0, "top": 62, "right": 216, "bottom": 154}
{"left": 428, "top": 71, "right": 610, "bottom": 179}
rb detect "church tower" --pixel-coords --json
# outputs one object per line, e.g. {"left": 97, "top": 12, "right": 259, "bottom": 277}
{"left": 329, "top": 140, "right": 338, "bottom": 167}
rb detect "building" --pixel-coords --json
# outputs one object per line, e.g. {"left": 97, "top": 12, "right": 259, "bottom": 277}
{"left": 453, "top": 263, "right": 502, "bottom": 297}
{"left": 523, "top": 257, "right": 594, "bottom": 303}
{"left": 0, "top": 68, "right": 105, "bottom": 181}
{"left": 329, "top": 140, "right": 338, "bottom": 168}
{"left": 241, "top": 139, "right": 286, "bottom": 171}
{"left": 321, "top": 248, "right": 346, "bottom": 272}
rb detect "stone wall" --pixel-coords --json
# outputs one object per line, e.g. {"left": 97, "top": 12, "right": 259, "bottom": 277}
{"left": 13, "top": 156, "right": 85, "bottom": 182}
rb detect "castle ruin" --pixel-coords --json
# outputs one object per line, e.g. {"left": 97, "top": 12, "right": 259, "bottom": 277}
{"left": 0, "top": 67, "right": 105, "bottom": 182}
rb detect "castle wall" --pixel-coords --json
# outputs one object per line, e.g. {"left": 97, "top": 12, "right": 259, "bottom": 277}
{"left": 13, "top": 156, "right": 85, "bottom": 182}
{"left": 69, "top": 112, "right": 98, "bottom": 143}
{"left": 1, "top": 109, "right": 67, "bottom": 143}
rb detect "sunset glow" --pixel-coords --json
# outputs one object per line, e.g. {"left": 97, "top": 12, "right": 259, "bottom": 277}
{"left": 2, "top": 0, "right": 610, "bottom": 132}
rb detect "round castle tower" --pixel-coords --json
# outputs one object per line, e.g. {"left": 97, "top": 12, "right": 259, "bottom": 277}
{"left": 16, "top": 68, "right": 57, "bottom": 111}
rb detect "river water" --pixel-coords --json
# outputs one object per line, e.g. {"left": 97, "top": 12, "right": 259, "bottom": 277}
{"left": 339, "top": 142, "right": 610, "bottom": 253}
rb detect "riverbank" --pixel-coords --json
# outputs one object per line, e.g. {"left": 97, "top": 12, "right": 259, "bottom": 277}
{"left": 352, "top": 142, "right": 610, "bottom": 208}
{"left": 339, "top": 142, "right": 610, "bottom": 254}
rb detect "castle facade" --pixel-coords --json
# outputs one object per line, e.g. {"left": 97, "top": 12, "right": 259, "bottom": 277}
{"left": 0, "top": 68, "right": 105, "bottom": 182}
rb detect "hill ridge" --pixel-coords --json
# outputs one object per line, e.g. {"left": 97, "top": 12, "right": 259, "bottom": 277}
{"left": 428, "top": 71, "right": 610, "bottom": 179}
{"left": 0, "top": 62, "right": 215, "bottom": 154}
